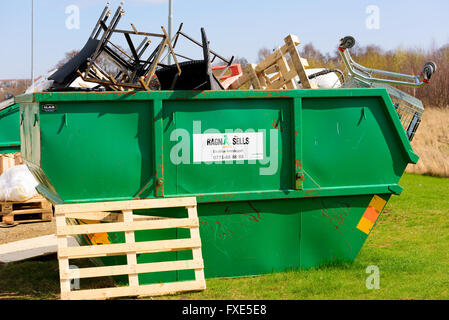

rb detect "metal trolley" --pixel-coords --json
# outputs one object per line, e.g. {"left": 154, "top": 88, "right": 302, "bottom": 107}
{"left": 338, "top": 36, "right": 437, "bottom": 141}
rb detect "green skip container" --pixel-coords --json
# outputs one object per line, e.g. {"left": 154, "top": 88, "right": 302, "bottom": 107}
{"left": 17, "top": 88, "right": 418, "bottom": 283}
{"left": 0, "top": 100, "right": 21, "bottom": 154}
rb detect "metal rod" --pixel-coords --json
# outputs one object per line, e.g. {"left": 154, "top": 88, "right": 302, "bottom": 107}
{"left": 91, "top": 2, "right": 110, "bottom": 39}
{"left": 31, "top": 0, "right": 35, "bottom": 92}
{"left": 168, "top": 0, "right": 173, "bottom": 65}
{"left": 178, "top": 31, "right": 230, "bottom": 63}
{"left": 161, "top": 26, "right": 181, "bottom": 77}
{"left": 339, "top": 49, "right": 426, "bottom": 87}
{"left": 113, "top": 29, "right": 164, "bottom": 38}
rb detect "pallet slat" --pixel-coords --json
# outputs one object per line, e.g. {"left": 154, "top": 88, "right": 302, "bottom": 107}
{"left": 57, "top": 217, "right": 199, "bottom": 236}
{"left": 61, "top": 259, "right": 204, "bottom": 280}
{"left": 55, "top": 197, "right": 197, "bottom": 214}
{"left": 65, "top": 280, "right": 206, "bottom": 301}
{"left": 59, "top": 238, "right": 202, "bottom": 259}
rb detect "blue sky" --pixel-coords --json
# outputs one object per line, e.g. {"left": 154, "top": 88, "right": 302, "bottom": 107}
{"left": 1, "top": 0, "right": 449, "bottom": 79}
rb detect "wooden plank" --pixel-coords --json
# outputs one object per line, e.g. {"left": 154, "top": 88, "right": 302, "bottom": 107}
{"left": 64, "top": 211, "right": 121, "bottom": 221}
{"left": 265, "top": 64, "right": 279, "bottom": 75}
{"left": 255, "top": 46, "right": 308, "bottom": 73}
{"left": 57, "top": 218, "right": 199, "bottom": 236}
{"left": 284, "top": 35, "right": 317, "bottom": 89}
{"left": 2, "top": 208, "right": 52, "bottom": 216}
{"left": 60, "top": 259, "right": 204, "bottom": 280}
{"left": 229, "top": 72, "right": 250, "bottom": 89}
{"left": 4, "top": 196, "right": 50, "bottom": 205}
{"left": 267, "top": 69, "right": 298, "bottom": 90}
{"left": 123, "top": 210, "right": 139, "bottom": 288}
{"left": 65, "top": 280, "right": 206, "bottom": 300}
{"left": 255, "top": 49, "right": 283, "bottom": 73}
{"left": 277, "top": 57, "right": 296, "bottom": 89}
{"left": 289, "top": 57, "right": 309, "bottom": 69}
{"left": 59, "top": 238, "right": 202, "bottom": 259}
{"left": 0, "top": 156, "right": 15, "bottom": 176}
{"left": 0, "top": 235, "right": 78, "bottom": 264}
{"left": 55, "top": 197, "right": 197, "bottom": 215}
{"left": 56, "top": 215, "right": 71, "bottom": 300}
{"left": 64, "top": 212, "right": 161, "bottom": 222}
{"left": 0, "top": 211, "right": 53, "bottom": 225}
{"left": 187, "top": 207, "right": 205, "bottom": 284}
{"left": 246, "top": 64, "right": 262, "bottom": 89}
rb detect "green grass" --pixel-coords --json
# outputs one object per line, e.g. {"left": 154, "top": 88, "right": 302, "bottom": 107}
{"left": 1, "top": 174, "right": 448, "bottom": 300}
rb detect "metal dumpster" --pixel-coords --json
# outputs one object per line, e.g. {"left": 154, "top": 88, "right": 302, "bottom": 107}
{"left": 0, "top": 100, "right": 21, "bottom": 154}
{"left": 17, "top": 89, "right": 417, "bottom": 282}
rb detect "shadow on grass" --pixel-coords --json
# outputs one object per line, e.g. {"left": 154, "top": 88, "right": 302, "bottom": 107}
{"left": 0, "top": 258, "right": 116, "bottom": 300}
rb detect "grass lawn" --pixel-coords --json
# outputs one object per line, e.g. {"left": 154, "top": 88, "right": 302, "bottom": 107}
{"left": 1, "top": 174, "right": 448, "bottom": 300}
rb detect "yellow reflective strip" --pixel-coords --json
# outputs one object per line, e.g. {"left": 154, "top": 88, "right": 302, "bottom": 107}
{"left": 369, "top": 195, "right": 387, "bottom": 213}
{"left": 357, "top": 217, "right": 374, "bottom": 235}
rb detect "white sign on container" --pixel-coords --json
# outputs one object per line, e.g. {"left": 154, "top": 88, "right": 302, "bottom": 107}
{"left": 193, "top": 132, "right": 264, "bottom": 163}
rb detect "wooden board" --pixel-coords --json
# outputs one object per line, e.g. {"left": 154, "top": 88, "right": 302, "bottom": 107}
{"left": 0, "top": 155, "right": 15, "bottom": 176}
{"left": 0, "top": 235, "right": 78, "bottom": 264}
{"left": 0, "top": 153, "right": 23, "bottom": 176}
{"left": 55, "top": 197, "right": 206, "bottom": 300}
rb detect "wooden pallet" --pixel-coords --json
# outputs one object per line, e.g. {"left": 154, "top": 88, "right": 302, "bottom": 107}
{"left": 231, "top": 34, "right": 317, "bottom": 90}
{"left": 0, "top": 153, "right": 24, "bottom": 176}
{"left": 0, "top": 196, "right": 53, "bottom": 226}
{"left": 55, "top": 197, "right": 206, "bottom": 300}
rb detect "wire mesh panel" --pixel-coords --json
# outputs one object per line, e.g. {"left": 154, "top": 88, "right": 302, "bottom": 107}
{"left": 343, "top": 77, "right": 424, "bottom": 141}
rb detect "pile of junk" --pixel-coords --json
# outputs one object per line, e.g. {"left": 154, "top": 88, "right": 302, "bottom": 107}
{"left": 26, "top": 2, "right": 435, "bottom": 141}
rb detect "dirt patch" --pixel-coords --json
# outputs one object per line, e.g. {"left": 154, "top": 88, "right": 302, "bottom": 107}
{"left": 0, "top": 221, "right": 56, "bottom": 245}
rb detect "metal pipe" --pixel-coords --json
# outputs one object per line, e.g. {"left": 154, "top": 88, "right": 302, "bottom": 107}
{"left": 168, "top": 0, "right": 173, "bottom": 65}
{"left": 31, "top": 0, "right": 35, "bottom": 92}
{"left": 91, "top": 2, "right": 111, "bottom": 39}
{"left": 339, "top": 49, "right": 425, "bottom": 87}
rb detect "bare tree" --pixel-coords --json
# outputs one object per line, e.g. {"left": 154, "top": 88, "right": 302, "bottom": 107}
{"left": 258, "top": 48, "right": 272, "bottom": 63}
{"left": 233, "top": 56, "right": 249, "bottom": 67}
{"left": 54, "top": 50, "right": 79, "bottom": 70}
{"left": 54, "top": 50, "right": 120, "bottom": 76}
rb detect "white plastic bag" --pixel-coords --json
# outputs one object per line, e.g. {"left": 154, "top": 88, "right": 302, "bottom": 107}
{"left": 296, "top": 68, "right": 343, "bottom": 89}
{"left": 0, "top": 165, "right": 38, "bottom": 202}
{"left": 25, "top": 69, "right": 57, "bottom": 94}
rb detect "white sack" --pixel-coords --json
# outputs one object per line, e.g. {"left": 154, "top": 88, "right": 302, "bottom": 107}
{"left": 0, "top": 165, "right": 38, "bottom": 202}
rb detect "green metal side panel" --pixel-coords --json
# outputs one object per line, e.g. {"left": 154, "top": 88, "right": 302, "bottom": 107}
{"left": 0, "top": 104, "right": 20, "bottom": 154}
{"left": 162, "top": 99, "right": 293, "bottom": 196}
{"left": 16, "top": 89, "right": 417, "bottom": 280}
{"left": 301, "top": 97, "right": 408, "bottom": 191}
{"left": 37, "top": 101, "right": 154, "bottom": 202}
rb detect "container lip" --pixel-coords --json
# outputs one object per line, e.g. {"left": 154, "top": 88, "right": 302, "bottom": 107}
{"left": 0, "top": 103, "right": 19, "bottom": 117}
{"left": 377, "top": 91, "right": 419, "bottom": 164}
{"left": 16, "top": 87, "right": 419, "bottom": 164}
{"left": 16, "top": 88, "right": 389, "bottom": 102}
{"left": 0, "top": 98, "right": 15, "bottom": 112}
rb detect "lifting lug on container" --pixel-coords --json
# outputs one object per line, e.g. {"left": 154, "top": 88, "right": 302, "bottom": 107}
{"left": 295, "top": 172, "right": 305, "bottom": 190}
{"left": 156, "top": 178, "right": 165, "bottom": 197}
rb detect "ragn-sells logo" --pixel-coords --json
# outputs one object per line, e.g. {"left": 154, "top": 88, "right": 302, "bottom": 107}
{"left": 206, "top": 135, "right": 250, "bottom": 148}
